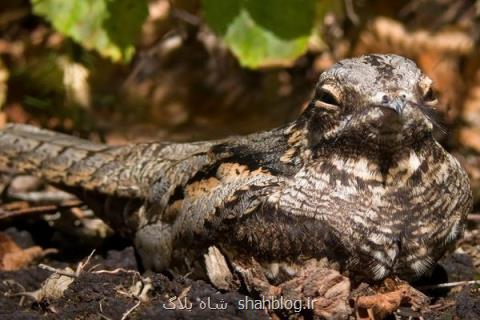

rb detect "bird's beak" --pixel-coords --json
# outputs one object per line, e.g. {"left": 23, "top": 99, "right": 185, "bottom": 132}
{"left": 382, "top": 96, "right": 406, "bottom": 116}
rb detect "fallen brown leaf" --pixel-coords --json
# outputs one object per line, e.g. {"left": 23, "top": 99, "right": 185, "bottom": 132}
{"left": 0, "top": 232, "right": 56, "bottom": 270}
{"left": 228, "top": 256, "right": 351, "bottom": 319}
{"left": 355, "top": 279, "right": 430, "bottom": 320}
{"left": 278, "top": 260, "right": 352, "bottom": 320}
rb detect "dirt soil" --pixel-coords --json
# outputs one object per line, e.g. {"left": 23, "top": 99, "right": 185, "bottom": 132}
{"left": 0, "top": 245, "right": 269, "bottom": 320}
{"left": 0, "top": 215, "right": 479, "bottom": 319}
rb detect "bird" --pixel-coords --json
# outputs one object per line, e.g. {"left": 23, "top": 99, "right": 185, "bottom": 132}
{"left": 0, "top": 53, "right": 472, "bottom": 282}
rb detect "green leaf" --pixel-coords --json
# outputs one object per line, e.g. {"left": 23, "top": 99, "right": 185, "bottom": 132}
{"left": 203, "top": 0, "right": 316, "bottom": 68}
{"left": 31, "top": 0, "right": 148, "bottom": 63}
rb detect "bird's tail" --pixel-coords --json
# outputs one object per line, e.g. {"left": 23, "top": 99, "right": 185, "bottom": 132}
{"left": 0, "top": 124, "right": 144, "bottom": 198}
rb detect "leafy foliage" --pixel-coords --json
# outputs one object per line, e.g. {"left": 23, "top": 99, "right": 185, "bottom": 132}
{"left": 31, "top": 0, "right": 148, "bottom": 63}
{"left": 30, "top": 0, "right": 337, "bottom": 68}
{"left": 203, "top": 0, "right": 318, "bottom": 68}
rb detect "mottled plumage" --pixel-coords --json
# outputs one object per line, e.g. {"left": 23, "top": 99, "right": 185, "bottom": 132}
{"left": 0, "top": 54, "right": 472, "bottom": 282}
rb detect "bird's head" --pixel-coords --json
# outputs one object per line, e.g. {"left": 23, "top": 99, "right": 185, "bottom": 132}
{"left": 304, "top": 54, "right": 440, "bottom": 153}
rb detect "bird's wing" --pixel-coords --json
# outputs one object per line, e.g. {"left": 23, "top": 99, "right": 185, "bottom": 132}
{"left": 0, "top": 124, "right": 231, "bottom": 198}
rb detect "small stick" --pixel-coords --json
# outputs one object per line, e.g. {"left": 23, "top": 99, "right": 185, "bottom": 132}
{"left": 38, "top": 250, "right": 95, "bottom": 278}
{"left": 76, "top": 250, "right": 96, "bottom": 275}
{"left": 344, "top": 0, "right": 360, "bottom": 25}
{"left": 38, "top": 264, "right": 77, "bottom": 278}
{"left": 93, "top": 268, "right": 139, "bottom": 275}
{"left": 120, "top": 301, "right": 141, "bottom": 320}
{"left": 0, "top": 200, "right": 83, "bottom": 220}
{"left": 8, "top": 190, "right": 76, "bottom": 203}
{"left": 429, "top": 301, "right": 455, "bottom": 311}
{"left": 418, "top": 280, "right": 480, "bottom": 290}
{"left": 467, "top": 214, "right": 480, "bottom": 222}
{"left": 170, "top": 5, "right": 201, "bottom": 25}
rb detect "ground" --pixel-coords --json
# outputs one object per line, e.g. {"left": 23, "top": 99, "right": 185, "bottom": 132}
{"left": 0, "top": 180, "right": 478, "bottom": 319}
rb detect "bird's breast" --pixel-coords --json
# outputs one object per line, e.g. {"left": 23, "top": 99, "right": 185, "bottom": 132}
{"left": 274, "top": 143, "right": 471, "bottom": 281}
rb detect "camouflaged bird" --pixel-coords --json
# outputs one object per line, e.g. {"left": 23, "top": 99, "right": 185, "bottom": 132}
{"left": 0, "top": 54, "right": 472, "bottom": 282}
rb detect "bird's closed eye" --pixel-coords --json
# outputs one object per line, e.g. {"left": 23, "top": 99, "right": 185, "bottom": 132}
{"left": 315, "top": 87, "right": 340, "bottom": 109}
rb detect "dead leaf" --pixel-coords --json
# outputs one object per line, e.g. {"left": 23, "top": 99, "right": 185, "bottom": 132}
{"left": 4, "top": 253, "right": 96, "bottom": 304}
{"left": 230, "top": 257, "right": 351, "bottom": 319}
{"left": 0, "top": 232, "right": 56, "bottom": 270}
{"left": 279, "top": 260, "right": 351, "bottom": 320}
{"left": 355, "top": 279, "right": 430, "bottom": 320}
{"left": 204, "top": 246, "right": 238, "bottom": 290}
{"left": 37, "top": 268, "right": 76, "bottom": 300}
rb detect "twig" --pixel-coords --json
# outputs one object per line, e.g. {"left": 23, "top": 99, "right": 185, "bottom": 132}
{"left": 0, "top": 8, "right": 29, "bottom": 27}
{"left": 429, "top": 301, "right": 455, "bottom": 311}
{"left": 8, "top": 190, "right": 76, "bottom": 203}
{"left": 42, "top": 248, "right": 59, "bottom": 255}
{"left": 121, "top": 301, "right": 141, "bottom": 320}
{"left": 76, "top": 250, "right": 96, "bottom": 275}
{"left": 169, "top": 3, "right": 201, "bottom": 25}
{"left": 0, "top": 200, "right": 83, "bottom": 220}
{"left": 0, "top": 201, "right": 29, "bottom": 211}
{"left": 2, "top": 279, "right": 28, "bottom": 305}
{"left": 87, "top": 263, "right": 101, "bottom": 272}
{"left": 93, "top": 268, "right": 139, "bottom": 275}
{"left": 38, "top": 264, "right": 78, "bottom": 278}
{"left": 177, "top": 285, "right": 191, "bottom": 301}
{"left": 418, "top": 280, "right": 480, "bottom": 290}
{"left": 98, "top": 297, "right": 114, "bottom": 320}
{"left": 344, "top": 0, "right": 360, "bottom": 25}
{"left": 467, "top": 214, "right": 480, "bottom": 222}
{"left": 3, "top": 291, "right": 38, "bottom": 304}
{"left": 38, "top": 250, "right": 95, "bottom": 278}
